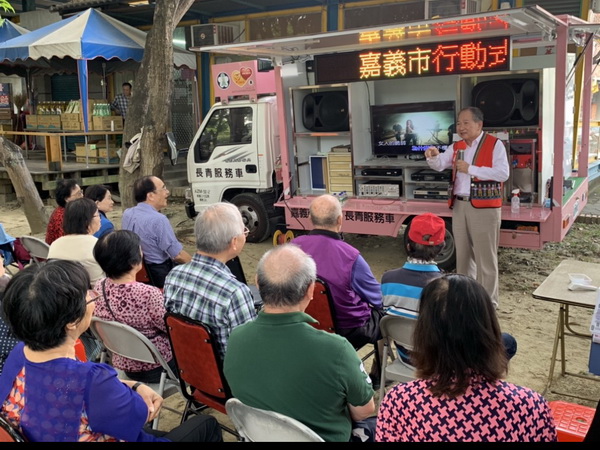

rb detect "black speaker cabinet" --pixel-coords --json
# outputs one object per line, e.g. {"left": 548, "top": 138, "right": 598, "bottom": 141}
{"left": 302, "top": 91, "right": 349, "bottom": 132}
{"left": 472, "top": 79, "right": 539, "bottom": 127}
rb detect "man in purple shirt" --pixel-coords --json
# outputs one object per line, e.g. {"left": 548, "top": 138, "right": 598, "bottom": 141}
{"left": 292, "top": 194, "right": 384, "bottom": 388}
{"left": 122, "top": 176, "right": 192, "bottom": 288}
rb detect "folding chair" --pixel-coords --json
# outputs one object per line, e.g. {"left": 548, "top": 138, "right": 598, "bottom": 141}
{"left": 227, "top": 256, "right": 262, "bottom": 311}
{"left": 164, "top": 312, "right": 238, "bottom": 437}
{"left": 0, "top": 224, "right": 22, "bottom": 275}
{"left": 135, "top": 258, "right": 155, "bottom": 286}
{"left": 306, "top": 277, "right": 376, "bottom": 363}
{"left": 18, "top": 236, "right": 49, "bottom": 265}
{"left": 225, "top": 398, "right": 324, "bottom": 442}
{"left": 0, "top": 415, "right": 27, "bottom": 442}
{"left": 89, "top": 317, "right": 181, "bottom": 430}
{"left": 378, "top": 314, "right": 418, "bottom": 402}
{"left": 0, "top": 242, "right": 20, "bottom": 275}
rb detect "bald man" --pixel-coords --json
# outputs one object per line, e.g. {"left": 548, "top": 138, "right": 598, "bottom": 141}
{"left": 224, "top": 244, "right": 377, "bottom": 442}
{"left": 292, "top": 194, "right": 384, "bottom": 388}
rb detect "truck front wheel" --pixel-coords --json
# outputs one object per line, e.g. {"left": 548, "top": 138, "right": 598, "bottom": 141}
{"left": 403, "top": 218, "right": 456, "bottom": 272}
{"left": 231, "top": 193, "right": 270, "bottom": 243}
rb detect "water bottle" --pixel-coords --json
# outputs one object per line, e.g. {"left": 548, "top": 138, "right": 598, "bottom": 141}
{"left": 511, "top": 188, "right": 520, "bottom": 214}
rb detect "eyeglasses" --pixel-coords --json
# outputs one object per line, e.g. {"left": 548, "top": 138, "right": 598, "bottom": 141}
{"left": 154, "top": 185, "right": 168, "bottom": 193}
{"left": 72, "top": 188, "right": 83, "bottom": 198}
{"left": 243, "top": 227, "right": 249, "bottom": 237}
{"left": 86, "top": 289, "right": 101, "bottom": 305}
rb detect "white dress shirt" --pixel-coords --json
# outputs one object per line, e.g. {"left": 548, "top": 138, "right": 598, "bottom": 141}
{"left": 426, "top": 132, "right": 509, "bottom": 196}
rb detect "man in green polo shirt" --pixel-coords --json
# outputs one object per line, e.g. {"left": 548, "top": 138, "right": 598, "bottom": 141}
{"left": 223, "top": 244, "right": 376, "bottom": 442}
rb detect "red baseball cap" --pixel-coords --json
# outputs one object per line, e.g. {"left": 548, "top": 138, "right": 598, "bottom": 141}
{"left": 408, "top": 213, "right": 445, "bottom": 246}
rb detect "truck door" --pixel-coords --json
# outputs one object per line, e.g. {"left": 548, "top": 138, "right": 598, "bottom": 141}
{"left": 188, "top": 104, "right": 259, "bottom": 206}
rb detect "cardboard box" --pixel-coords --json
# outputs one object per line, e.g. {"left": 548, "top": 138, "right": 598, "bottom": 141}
{"left": 37, "top": 115, "right": 61, "bottom": 129}
{"left": 96, "top": 139, "right": 119, "bottom": 148}
{"left": 98, "top": 147, "right": 118, "bottom": 159}
{"left": 61, "top": 113, "right": 81, "bottom": 122}
{"left": 93, "top": 115, "right": 123, "bottom": 131}
{"left": 75, "top": 144, "right": 98, "bottom": 157}
{"left": 76, "top": 156, "right": 98, "bottom": 164}
{"left": 25, "top": 115, "right": 38, "bottom": 128}
{"left": 62, "top": 119, "right": 81, "bottom": 131}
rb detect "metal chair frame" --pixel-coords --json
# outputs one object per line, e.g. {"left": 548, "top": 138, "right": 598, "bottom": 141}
{"left": 378, "top": 314, "right": 418, "bottom": 402}
{"left": 165, "top": 312, "right": 238, "bottom": 437}
{"left": 18, "top": 236, "right": 50, "bottom": 265}
{"left": 225, "top": 398, "right": 324, "bottom": 442}
{"left": 306, "top": 277, "right": 377, "bottom": 363}
{"left": 89, "top": 317, "right": 181, "bottom": 430}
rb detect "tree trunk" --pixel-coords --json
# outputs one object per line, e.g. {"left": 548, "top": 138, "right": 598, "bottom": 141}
{"left": 0, "top": 137, "right": 49, "bottom": 234}
{"left": 118, "top": 0, "right": 195, "bottom": 208}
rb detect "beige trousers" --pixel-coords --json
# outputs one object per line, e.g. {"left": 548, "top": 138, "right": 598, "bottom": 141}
{"left": 452, "top": 199, "right": 501, "bottom": 305}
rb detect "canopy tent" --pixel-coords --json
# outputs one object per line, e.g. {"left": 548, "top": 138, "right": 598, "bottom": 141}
{"left": 0, "top": 20, "right": 29, "bottom": 42}
{"left": 0, "top": 8, "right": 196, "bottom": 131}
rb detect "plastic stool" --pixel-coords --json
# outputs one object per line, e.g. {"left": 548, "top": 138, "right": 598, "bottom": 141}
{"left": 549, "top": 400, "right": 596, "bottom": 442}
{"left": 74, "top": 338, "right": 87, "bottom": 362}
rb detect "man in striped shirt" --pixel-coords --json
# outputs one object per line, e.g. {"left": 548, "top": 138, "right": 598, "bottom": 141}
{"left": 381, "top": 213, "right": 445, "bottom": 320}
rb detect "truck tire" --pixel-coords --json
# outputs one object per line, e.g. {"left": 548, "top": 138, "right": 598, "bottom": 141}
{"left": 231, "top": 193, "right": 270, "bottom": 243}
{"left": 403, "top": 218, "right": 456, "bottom": 272}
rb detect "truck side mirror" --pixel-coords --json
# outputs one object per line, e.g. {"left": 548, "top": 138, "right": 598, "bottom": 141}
{"left": 166, "top": 131, "right": 178, "bottom": 166}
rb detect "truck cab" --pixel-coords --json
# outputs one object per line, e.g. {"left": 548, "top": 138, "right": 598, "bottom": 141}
{"left": 185, "top": 61, "right": 283, "bottom": 242}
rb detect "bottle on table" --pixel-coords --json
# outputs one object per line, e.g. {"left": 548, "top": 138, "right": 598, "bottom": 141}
{"left": 511, "top": 188, "right": 520, "bottom": 214}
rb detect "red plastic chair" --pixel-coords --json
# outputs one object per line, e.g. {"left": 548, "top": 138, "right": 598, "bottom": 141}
{"left": 304, "top": 277, "right": 376, "bottom": 363}
{"left": 165, "top": 312, "right": 237, "bottom": 436}
{"left": 74, "top": 338, "right": 87, "bottom": 362}
{"left": 135, "top": 259, "right": 153, "bottom": 285}
{"left": 304, "top": 278, "right": 337, "bottom": 333}
{"left": 549, "top": 400, "right": 596, "bottom": 442}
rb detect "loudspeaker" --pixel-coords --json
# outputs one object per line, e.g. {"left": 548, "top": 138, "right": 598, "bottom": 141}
{"left": 472, "top": 78, "right": 539, "bottom": 126}
{"left": 302, "top": 91, "right": 349, "bottom": 132}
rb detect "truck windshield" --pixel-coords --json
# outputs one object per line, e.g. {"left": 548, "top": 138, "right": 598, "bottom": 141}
{"left": 195, "top": 106, "right": 253, "bottom": 163}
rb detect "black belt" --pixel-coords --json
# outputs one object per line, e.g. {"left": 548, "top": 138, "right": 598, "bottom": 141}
{"left": 456, "top": 195, "right": 470, "bottom": 201}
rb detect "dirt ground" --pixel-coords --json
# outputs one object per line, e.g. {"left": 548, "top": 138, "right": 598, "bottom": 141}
{"left": 2, "top": 185, "right": 600, "bottom": 436}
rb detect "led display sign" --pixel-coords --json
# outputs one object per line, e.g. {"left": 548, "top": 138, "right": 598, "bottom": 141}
{"left": 315, "top": 37, "right": 510, "bottom": 84}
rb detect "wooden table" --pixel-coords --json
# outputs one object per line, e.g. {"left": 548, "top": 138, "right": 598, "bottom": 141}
{"left": 532, "top": 259, "right": 600, "bottom": 401}
{"left": 0, "top": 130, "right": 123, "bottom": 171}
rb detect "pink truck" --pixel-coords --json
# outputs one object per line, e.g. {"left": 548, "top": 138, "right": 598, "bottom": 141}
{"left": 185, "top": 5, "right": 595, "bottom": 270}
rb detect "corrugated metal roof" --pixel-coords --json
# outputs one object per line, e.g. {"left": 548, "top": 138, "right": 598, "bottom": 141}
{"left": 50, "top": 0, "right": 120, "bottom": 12}
{"left": 524, "top": 0, "right": 581, "bottom": 18}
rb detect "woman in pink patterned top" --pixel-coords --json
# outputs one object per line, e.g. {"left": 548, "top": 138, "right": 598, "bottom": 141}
{"left": 92, "top": 230, "right": 175, "bottom": 383}
{"left": 376, "top": 274, "right": 557, "bottom": 442}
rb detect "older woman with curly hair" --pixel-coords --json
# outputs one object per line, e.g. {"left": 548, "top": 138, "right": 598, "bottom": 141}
{"left": 45, "top": 179, "right": 83, "bottom": 245}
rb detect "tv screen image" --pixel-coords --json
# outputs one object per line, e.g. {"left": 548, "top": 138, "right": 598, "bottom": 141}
{"left": 371, "top": 101, "right": 456, "bottom": 157}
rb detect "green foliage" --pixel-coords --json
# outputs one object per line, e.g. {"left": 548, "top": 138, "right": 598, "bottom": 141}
{"left": 0, "top": 1, "right": 15, "bottom": 27}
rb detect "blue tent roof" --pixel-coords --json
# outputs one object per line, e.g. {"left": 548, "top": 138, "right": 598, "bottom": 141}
{"left": 0, "top": 20, "right": 29, "bottom": 43}
{"left": 0, "top": 8, "right": 194, "bottom": 68}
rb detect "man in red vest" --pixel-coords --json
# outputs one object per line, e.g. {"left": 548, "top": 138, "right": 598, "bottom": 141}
{"left": 424, "top": 107, "right": 509, "bottom": 307}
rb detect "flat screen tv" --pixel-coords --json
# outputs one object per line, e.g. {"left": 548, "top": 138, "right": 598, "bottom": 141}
{"left": 371, "top": 101, "right": 456, "bottom": 157}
